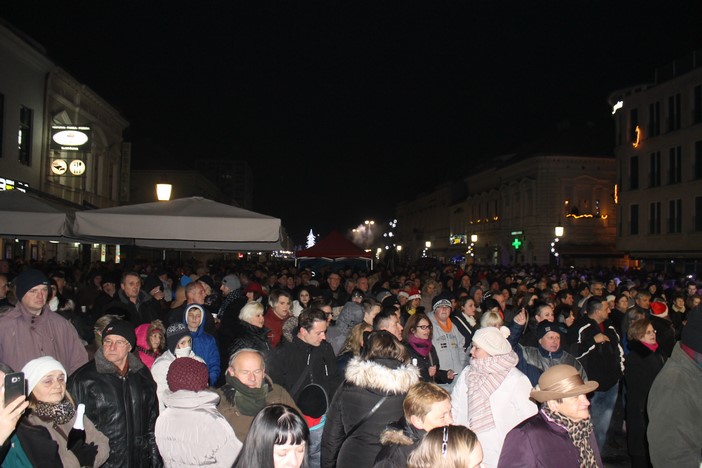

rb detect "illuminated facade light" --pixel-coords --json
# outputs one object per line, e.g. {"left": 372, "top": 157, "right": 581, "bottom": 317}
{"left": 632, "top": 126, "right": 642, "bottom": 148}
{"left": 565, "top": 213, "right": 608, "bottom": 219}
{"left": 614, "top": 184, "right": 618, "bottom": 204}
{"left": 612, "top": 100, "right": 623, "bottom": 114}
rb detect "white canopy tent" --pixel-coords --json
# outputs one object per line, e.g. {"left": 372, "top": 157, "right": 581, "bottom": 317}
{"left": 0, "top": 190, "right": 78, "bottom": 241}
{"left": 73, "top": 197, "right": 282, "bottom": 251}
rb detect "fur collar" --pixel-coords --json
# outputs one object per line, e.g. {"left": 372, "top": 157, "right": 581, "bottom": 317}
{"left": 95, "top": 349, "right": 145, "bottom": 374}
{"left": 379, "top": 419, "right": 424, "bottom": 446}
{"left": 345, "top": 357, "right": 419, "bottom": 393}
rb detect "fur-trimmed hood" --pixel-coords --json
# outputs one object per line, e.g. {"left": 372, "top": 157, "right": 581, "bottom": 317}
{"left": 379, "top": 418, "right": 424, "bottom": 446}
{"left": 345, "top": 357, "right": 419, "bottom": 394}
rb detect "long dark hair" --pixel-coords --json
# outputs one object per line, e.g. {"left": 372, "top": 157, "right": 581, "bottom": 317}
{"left": 232, "top": 404, "right": 310, "bottom": 468}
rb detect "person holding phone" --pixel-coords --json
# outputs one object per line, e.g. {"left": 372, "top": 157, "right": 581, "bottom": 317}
{"left": 22, "top": 356, "right": 110, "bottom": 467}
{"left": 0, "top": 362, "right": 60, "bottom": 466}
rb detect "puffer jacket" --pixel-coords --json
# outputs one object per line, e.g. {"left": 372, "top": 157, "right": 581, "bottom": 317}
{"left": 519, "top": 344, "right": 588, "bottom": 384}
{"left": 26, "top": 406, "right": 111, "bottom": 468}
{"left": 372, "top": 418, "right": 424, "bottom": 468}
{"left": 135, "top": 321, "right": 166, "bottom": 369}
{"left": 184, "top": 307, "right": 220, "bottom": 386}
{"left": 321, "top": 357, "right": 419, "bottom": 468}
{"left": 67, "top": 350, "right": 162, "bottom": 468}
{"left": 155, "top": 390, "right": 241, "bottom": 467}
{"left": 226, "top": 319, "right": 271, "bottom": 358}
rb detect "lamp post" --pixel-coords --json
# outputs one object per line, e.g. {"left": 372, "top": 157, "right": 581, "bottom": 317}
{"left": 156, "top": 183, "right": 172, "bottom": 201}
{"left": 552, "top": 225, "right": 563, "bottom": 266}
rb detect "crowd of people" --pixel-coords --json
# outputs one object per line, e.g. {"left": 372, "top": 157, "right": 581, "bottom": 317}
{"left": 0, "top": 256, "right": 700, "bottom": 467}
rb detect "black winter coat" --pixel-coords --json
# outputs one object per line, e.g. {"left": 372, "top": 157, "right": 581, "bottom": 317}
{"left": 68, "top": 351, "right": 162, "bottom": 468}
{"left": 266, "top": 336, "right": 342, "bottom": 401}
{"left": 321, "top": 358, "right": 419, "bottom": 468}
{"left": 624, "top": 340, "right": 666, "bottom": 458}
{"left": 572, "top": 317, "right": 624, "bottom": 391}
{"left": 372, "top": 418, "right": 424, "bottom": 468}
{"left": 226, "top": 319, "right": 272, "bottom": 357}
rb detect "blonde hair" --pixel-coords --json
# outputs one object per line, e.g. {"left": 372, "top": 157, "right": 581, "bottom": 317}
{"left": 480, "top": 310, "right": 503, "bottom": 328}
{"left": 403, "top": 382, "right": 450, "bottom": 421}
{"left": 407, "top": 425, "right": 481, "bottom": 468}
{"left": 338, "top": 322, "right": 372, "bottom": 357}
{"left": 239, "top": 301, "right": 265, "bottom": 324}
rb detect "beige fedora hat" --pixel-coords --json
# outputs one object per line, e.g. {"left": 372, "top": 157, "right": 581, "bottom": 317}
{"left": 530, "top": 364, "right": 599, "bottom": 403}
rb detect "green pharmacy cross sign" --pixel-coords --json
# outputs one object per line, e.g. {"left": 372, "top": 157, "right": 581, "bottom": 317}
{"left": 512, "top": 238, "right": 522, "bottom": 249}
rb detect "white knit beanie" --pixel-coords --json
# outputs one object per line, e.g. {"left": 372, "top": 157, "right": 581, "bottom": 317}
{"left": 21, "top": 356, "right": 67, "bottom": 395}
{"left": 472, "top": 326, "right": 512, "bottom": 356}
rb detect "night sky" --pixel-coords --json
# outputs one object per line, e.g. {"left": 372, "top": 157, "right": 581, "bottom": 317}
{"left": 3, "top": 2, "right": 702, "bottom": 243}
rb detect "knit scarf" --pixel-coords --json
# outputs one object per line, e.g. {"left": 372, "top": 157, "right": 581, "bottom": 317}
{"left": 542, "top": 406, "right": 598, "bottom": 467}
{"left": 436, "top": 317, "right": 453, "bottom": 333}
{"left": 407, "top": 334, "right": 433, "bottom": 357}
{"left": 641, "top": 341, "right": 659, "bottom": 353}
{"left": 218, "top": 289, "right": 243, "bottom": 318}
{"left": 465, "top": 350, "right": 518, "bottom": 433}
{"left": 34, "top": 398, "right": 76, "bottom": 425}
{"left": 226, "top": 373, "right": 269, "bottom": 416}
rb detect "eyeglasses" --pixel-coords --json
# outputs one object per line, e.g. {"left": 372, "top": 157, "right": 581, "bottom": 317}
{"left": 416, "top": 324, "right": 433, "bottom": 330}
{"left": 103, "top": 339, "right": 129, "bottom": 348}
{"left": 644, "top": 329, "right": 657, "bottom": 335}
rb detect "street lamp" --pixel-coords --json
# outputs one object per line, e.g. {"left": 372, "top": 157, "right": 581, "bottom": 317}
{"left": 470, "top": 234, "right": 478, "bottom": 243}
{"left": 425, "top": 241, "right": 431, "bottom": 248}
{"left": 554, "top": 226, "right": 564, "bottom": 238}
{"left": 156, "top": 183, "right": 172, "bottom": 201}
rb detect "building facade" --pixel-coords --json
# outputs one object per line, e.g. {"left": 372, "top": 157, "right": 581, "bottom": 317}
{"left": 0, "top": 20, "right": 129, "bottom": 263}
{"left": 450, "top": 154, "right": 618, "bottom": 267}
{"left": 610, "top": 50, "right": 702, "bottom": 272}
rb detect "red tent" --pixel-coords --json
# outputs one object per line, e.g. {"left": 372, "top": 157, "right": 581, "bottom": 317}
{"left": 295, "top": 230, "right": 373, "bottom": 266}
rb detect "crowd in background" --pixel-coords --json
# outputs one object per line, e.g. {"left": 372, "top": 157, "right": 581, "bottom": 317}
{"left": 0, "top": 255, "right": 700, "bottom": 467}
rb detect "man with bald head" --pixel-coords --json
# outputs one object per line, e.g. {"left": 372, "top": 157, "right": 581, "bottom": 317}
{"left": 217, "top": 348, "right": 298, "bottom": 442}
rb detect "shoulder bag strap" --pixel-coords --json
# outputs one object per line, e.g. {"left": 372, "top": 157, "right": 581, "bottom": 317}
{"left": 344, "top": 396, "right": 388, "bottom": 439}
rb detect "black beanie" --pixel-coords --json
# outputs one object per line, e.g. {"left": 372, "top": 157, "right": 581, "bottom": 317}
{"left": 14, "top": 269, "right": 49, "bottom": 301}
{"left": 102, "top": 320, "right": 136, "bottom": 350}
{"left": 166, "top": 323, "right": 190, "bottom": 354}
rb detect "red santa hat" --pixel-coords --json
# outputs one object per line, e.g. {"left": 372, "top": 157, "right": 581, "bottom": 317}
{"left": 408, "top": 287, "right": 421, "bottom": 301}
{"left": 650, "top": 301, "right": 669, "bottom": 318}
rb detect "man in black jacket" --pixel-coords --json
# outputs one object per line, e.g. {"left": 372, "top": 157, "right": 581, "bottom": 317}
{"left": 266, "top": 308, "right": 341, "bottom": 402}
{"left": 572, "top": 297, "right": 624, "bottom": 451}
{"left": 68, "top": 320, "right": 162, "bottom": 468}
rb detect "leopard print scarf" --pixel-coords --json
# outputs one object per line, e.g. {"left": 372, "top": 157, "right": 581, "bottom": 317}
{"left": 34, "top": 398, "right": 76, "bottom": 425}
{"left": 542, "top": 406, "right": 598, "bottom": 467}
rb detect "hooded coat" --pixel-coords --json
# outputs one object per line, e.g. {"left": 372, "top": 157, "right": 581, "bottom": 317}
{"left": 372, "top": 418, "right": 425, "bottom": 468}
{"left": 184, "top": 308, "right": 220, "bottom": 386}
{"left": 155, "top": 390, "right": 241, "bottom": 467}
{"left": 151, "top": 350, "right": 206, "bottom": 412}
{"left": 135, "top": 321, "right": 166, "bottom": 369}
{"left": 327, "top": 302, "right": 364, "bottom": 354}
{"left": 321, "top": 357, "right": 420, "bottom": 468}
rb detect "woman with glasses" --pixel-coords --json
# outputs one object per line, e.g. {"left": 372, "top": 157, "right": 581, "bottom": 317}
{"left": 403, "top": 313, "right": 454, "bottom": 384}
{"left": 624, "top": 318, "right": 666, "bottom": 468}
